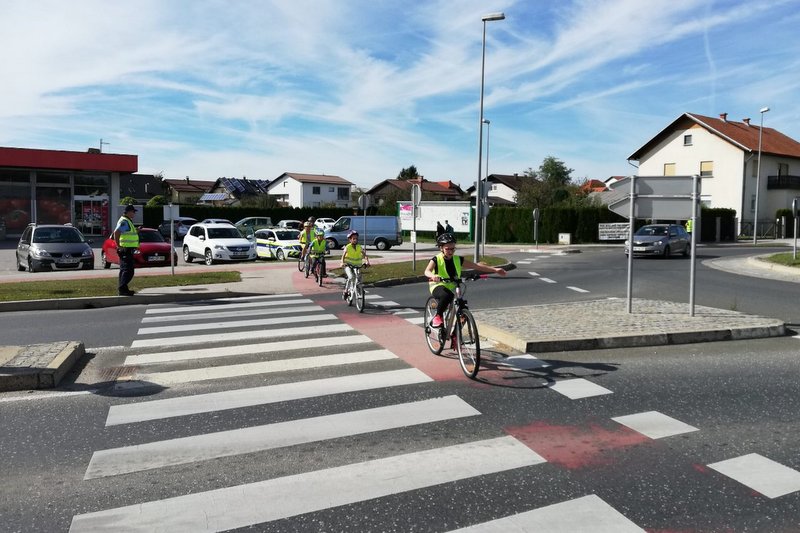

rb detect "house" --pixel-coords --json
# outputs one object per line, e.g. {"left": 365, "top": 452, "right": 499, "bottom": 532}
{"left": 366, "top": 177, "right": 464, "bottom": 206}
{"left": 119, "top": 173, "right": 164, "bottom": 204}
{"left": 465, "top": 174, "right": 531, "bottom": 206}
{"left": 628, "top": 112, "right": 800, "bottom": 233}
{"left": 267, "top": 172, "right": 353, "bottom": 208}
{"left": 162, "top": 178, "right": 215, "bottom": 205}
{"left": 199, "top": 177, "right": 270, "bottom": 206}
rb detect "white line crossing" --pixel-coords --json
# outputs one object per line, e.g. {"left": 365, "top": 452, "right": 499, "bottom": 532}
{"left": 70, "top": 436, "right": 545, "bottom": 533}
{"left": 106, "top": 368, "right": 432, "bottom": 426}
{"left": 612, "top": 411, "right": 698, "bottom": 440}
{"left": 405, "top": 316, "right": 425, "bottom": 325}
{"left": 369, "top": 300, "right": 400, "bottom": 307}
{"left": 708, "top": 453, "right": 800, "bottom": 499}
{"left": 131, "top": 323, "right": 352, "bottom": 348}
{"left": 549, "top": 378, "right": 613, "bottom": 399}
{"left": 135, "top": 349, "right": 399, "bottom": 385}
{"left": 528, "top": 271, "right": 539, "bottom": 277}
{"left": 539, "top": 277, "right": 557, "bottom": 283}
{"left": 566, "top": 286, "right": 589, "bottom": 293}
{"left": 85, "top": 396, "right": 480, "bottom": 480}
{"left": 144, "top": 294, "right": 304, "bottom": 314}
{"left": 140, "top": 303, "right": 320, "bottom": 323}
{"left": 137, "top": 313, "right": 336, "bottom": 335}
{"left": 124, "top": 334, "right": 373, "bottom": 366}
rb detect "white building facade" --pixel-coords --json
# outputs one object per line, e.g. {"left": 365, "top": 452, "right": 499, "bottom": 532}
{"left": 267, "top": 173, "right": 354, "bottom": 208}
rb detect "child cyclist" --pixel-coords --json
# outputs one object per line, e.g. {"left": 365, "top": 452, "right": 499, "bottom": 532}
{"left": 423, "top": 233, "right": 506, "bottom": 327}
{"left": 308, "top": 228, "right": 329, "bottom": 281}
{"left": 340, "top": 230, "right": 370, "bottom": 299}
{"left": 298, "top": 221, "right": 314, "bottom": 263}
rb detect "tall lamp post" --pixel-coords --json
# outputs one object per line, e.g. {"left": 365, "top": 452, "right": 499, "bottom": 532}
{"left": 481, "top": 118, "right": 491, "bottom": 257}
{"left": 753, "top": 106, "right": 770, "bottom": 245}
{"left": 474, "top": 12, "right": 505, "bottom": 262}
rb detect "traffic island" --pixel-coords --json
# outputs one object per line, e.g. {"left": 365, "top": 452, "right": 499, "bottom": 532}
{"left": 0, "top": 341, "right": 85, "bottom": 391}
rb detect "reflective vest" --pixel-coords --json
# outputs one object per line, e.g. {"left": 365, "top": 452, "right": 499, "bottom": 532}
{"left": 429, "top": 253, "right": 461, "bottom": 293}
{"left": 309, "top": 238, "right": 327, "bottom": 256}
{"left": 685, "top": 219, "right": 693, "bottom": 233}
{"left": 117, "top": 216, "right": 139, "bottom": 248}
{"left": 343, "top": 243, "right": 363, "bottom": 266}
{"left": 299, "top": 229, "right": 313, "bottom": 244}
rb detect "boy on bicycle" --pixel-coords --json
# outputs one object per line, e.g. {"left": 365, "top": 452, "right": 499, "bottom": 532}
{"left": 340, "top": 230, "right": 369, "bottom": 299}
{"left": 424, "top": 233, "right": 506, "bottom": 327}
{"left": 308, "top": 228, "right": 329, "bottom": 280}
{"left": 298, "top": 221, "right": 314, "bottom": 262}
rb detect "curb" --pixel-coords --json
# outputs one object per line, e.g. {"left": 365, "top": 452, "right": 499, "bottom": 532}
{"left": 0, "top": 341, "right": 85, "bottom": 392}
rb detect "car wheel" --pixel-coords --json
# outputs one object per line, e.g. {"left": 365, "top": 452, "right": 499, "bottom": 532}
{"left": 662, "top": 245, "right": 671, "bottom": 258}
{"left": 183, "top": 246, "right": 193, "bottom": 263}
{"left": 16, "top": 256, "right": 25, "bottom": 272}
{"left": 375, "top": 238, "right": 388, "bottom": 251}
{"left": 27, "top": 257, "right": 37, "bottom": 273}
{"left": 682, "top": 243, "right": 690, "bottom": 257}
{"left": 101, "top": 251, "right": 111, "bottom": 269}
{"left": 326, "top": 238, "right": 338, "bottom": 249}
{"left": 276, "top": 249, "right": 285, "bottom": 261}
{"left": 204, "top": 249, "right": 214, "bottom": 266}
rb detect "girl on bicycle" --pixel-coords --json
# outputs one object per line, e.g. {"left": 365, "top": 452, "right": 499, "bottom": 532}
{"left": 340, "top": 230, "right": 369, "bottom": 299}
{"left": 308, "top": 228, "right": 329, "bottom": 280}
{"left": 424, "top": 233, "right": 506, "bottom": 327}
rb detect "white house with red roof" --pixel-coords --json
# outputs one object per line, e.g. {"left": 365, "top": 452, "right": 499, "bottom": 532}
{"left": 628, "top": 112, "right": 800, "bottom": 233}
{"left": 266, "top": 172, "right": 354, "bottom": 208}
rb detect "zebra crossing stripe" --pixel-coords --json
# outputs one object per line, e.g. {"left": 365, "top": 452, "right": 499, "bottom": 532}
{"left": 550, "top": 378, "right": 612, "bottom": 399}
{"left": 447, "top": 494, "right": 644, "bottom": 532}
{"left": 137, "top": 313, "right": 336, "bottom": 335}
{"left": 136, "top": 349, "right": 399, "bottom": 385}
{"left": 124, "top": 334, "right": 373, "bottom": 365}
{"left": 144, "top": 294, "right": 305, "bottom": 314}
{"left": 566, "top": 286, "right": 589, "bottom": 293}
{"left": 105, "top": 368, "right": 432, "bottom": 426}
{"left": 86, "top": 395, "right": 480, "bottom": 480}
{"left": 392, "top": 309, "right": 418, "bottom": 315}
{"left": 405, "top": 316, "right": 425, "bottom": 325}
{"left": 70, "top": 436, "right": 544, "bottom": 532}
{"left": 130, "top": 323, "right": 352, "bottom": 348}
{"left": 140, "top": 304, "right": 321, "bottom": 323}
{"left": 539, "top": 277, "right": 557, "bottom": 283}
{"left": 611, "top": 411, "right": 698, "bottom": 440}
{"left": 370, "top": 300, "right": 400, "bottom": 307}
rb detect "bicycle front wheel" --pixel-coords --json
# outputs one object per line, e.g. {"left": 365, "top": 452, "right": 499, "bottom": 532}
{"left": 297, "top": 257, "right": 305, "bottom": 272}
{"left": 355, "top": 279, "right": 365, "bottom": 312}
{"left": 424, "top": 296, "right": 444, "bottom": 355}
{"left": 456, "top": 309, "right": 481, "bottom": 379}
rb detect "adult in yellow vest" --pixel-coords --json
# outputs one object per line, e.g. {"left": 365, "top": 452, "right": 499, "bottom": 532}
{"left": 685, "top": 219, "right": 693, "bottom": 235}
{"left": 113, "top": 204, "right": 139, "bottom": 296}
{"left": 423, "top": 233, "right": 506, "bottom": 327}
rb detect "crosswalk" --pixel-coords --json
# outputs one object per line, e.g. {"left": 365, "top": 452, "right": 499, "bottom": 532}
{"left": 69, "top": 292, "right": 800, "bottom": 531}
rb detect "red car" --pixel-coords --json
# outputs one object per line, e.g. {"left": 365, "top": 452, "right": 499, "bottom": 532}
{"left": 101, "top": 227, "right": 178, "bottom": 268}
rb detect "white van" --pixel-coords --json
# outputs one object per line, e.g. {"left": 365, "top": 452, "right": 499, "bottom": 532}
{"left": 325, "top": 216, "right": 403, "bottom": 250}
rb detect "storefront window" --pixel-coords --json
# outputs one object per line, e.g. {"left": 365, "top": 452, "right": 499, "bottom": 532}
{"left": 74, "top": 173, "right": 109, "bottom": 196}
{"left": 36, "top": 171, "right": 71, "bottom": 184}
{"left": 0, "top": 169, "right": 31, "bottom": 183}
{"left": 0, "top": 184, "right": 33, "bottom": 235}
{"left": 36, "top": 186, "right": 71, "bottom": 224}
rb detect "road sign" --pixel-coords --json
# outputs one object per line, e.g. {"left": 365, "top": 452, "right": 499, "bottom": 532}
{"left": 358, "top": 195, "right": 371, "bottom": 210}
{"left": 608, "top": 175, "right": 699, "bottom": 219}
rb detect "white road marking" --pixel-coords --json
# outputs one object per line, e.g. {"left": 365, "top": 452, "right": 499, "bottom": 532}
{"left": 549, "top": 378, "right": 612, "bottom": 399}
{"left": 136, "top": 349, "right": 398, "bottom": 385}
{"left": 495, "top": 354, "right": 551, "bottom": 370}
{"left": 528, "top": 272, "right": 539, "bottom": 277}
{"left": 392, "top": 309, "right": 418, "bottom": 315}
{"left": 517, "top": 261, "right": 532, "bottom": 265}
{"left": 137, "top": 313, "right": 335, "bottom": 335}
{"left": 448, "top": 494, "right": 645, "bottom": 532}
{"left": 370, "top": 300, "right": 400, "bottom": 307}
{"left": 405, "top": 316, "right": 425, "bottom": 325}
{"left": 144, "top": 294, "right": 304, "bottom": 314}
{"left": 70, "top": 436, "right": 544, "bottom": 533}
{"left": 612, "top": 411, "right": 699, "bottom": 439}
{"left": 364, "top": 294, "right": 382, "bottom": 300}
{"left": 566, "top": 286, "right": 589, "bottom": 293}
{"left": 708, "top": 453, "right": 800, "bottom": 499}
{"left": 140, "top": 303, "right": 320, "bottom": 323}
{"left": 86, "top": 396, "right": 480, "bottom": 479}
{"left": 124, "top": 334, "right": 373, "bottom": 365}
{"left": 130, "top": 323, "right": 352, "bottom": 348}
{"left": 539, "top": 277, "right": 557, "bottom": 283}
{"left": 105, "top": 368, "right": 432, "bottom": 426}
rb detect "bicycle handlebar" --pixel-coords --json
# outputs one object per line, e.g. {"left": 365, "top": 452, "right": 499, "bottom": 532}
{"left": 438, "top": 273, "right": 488, "bottom": 283}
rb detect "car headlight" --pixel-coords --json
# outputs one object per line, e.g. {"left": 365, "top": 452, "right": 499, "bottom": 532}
{"left": 655, "top": 239, "right": 664, "bottom": 246}
{"left": 30, "top": 248, "right": 51, "bottom": 258}
{"left": 214, "top": 244, "right": 225, "bottom": 250}
{"left": 82, "top": 248, "right": 94, "bottom": 257}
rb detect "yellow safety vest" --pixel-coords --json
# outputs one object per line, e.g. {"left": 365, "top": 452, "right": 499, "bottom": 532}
{"left": 685, "top": 219, "right": 693, "bottom": 233}
{"left": 299, "top": 229, "right": 313, "bottom": 244}
{"left": 309, "top": 238, "right": 327, "bottom": 256}
{"left": 429, "top": 253, "right": 461, "bottom": 293}
{"left": 343, "top": 243, "right": 363, "bottom": 266}
{"left": 117, "top": 216, "right": 139, "bottom": 248}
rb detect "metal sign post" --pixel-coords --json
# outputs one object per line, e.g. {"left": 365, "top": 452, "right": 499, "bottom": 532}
{"left": 358, "top": 195, "right": 370, "bottom": 249}
{"left": 793, "top": 198, "right": 799, "bottom": 260}
{"left": 411, "top": 184, "right": 421, "bottom": 270}
{"left": 532, "top": 208, "right": 540, "bottom": 249}
{"left": 164, "top": 203, "right": 180, "bottom": 276}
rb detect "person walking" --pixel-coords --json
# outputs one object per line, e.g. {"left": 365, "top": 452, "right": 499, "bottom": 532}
{"left": 685, "top": 218, "right": 693, "bottom": 235}
{"left": 113, "top": 204, "right": 139, "bottom": 296}
{"left": 444, "top": 220, "right": 454, "bottom": 234}
{"left": 435, "top": 221, "right": 445, "bottom": 238}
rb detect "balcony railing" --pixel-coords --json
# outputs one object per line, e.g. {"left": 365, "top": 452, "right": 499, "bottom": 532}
{"left": 767, "top": 175, "right": 800, "bottom": 189}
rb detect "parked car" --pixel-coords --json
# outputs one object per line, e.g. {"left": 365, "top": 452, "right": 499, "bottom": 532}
{"left": 16, "top": 223, "right": 94, "bottom": 272}
{"left": 234, "top": 216, "right": 274, "bottom": 237}
{"left": 101, "top": 227, "right": 178, "bottom": 268}
{"left": 255, "top": 228, "right": 302, "bottom": 261}
{"left": 201, "top": 218, "right": 234, "bottom": 225}
{"left": 314, "top": 217, "right": 336, "bottom": 231}
{"left": 324, "top": 216, "right": 402, "bottom": 250}
{"left": 0, "top": 217, "right": 6, "bottom": 240}
{"left": 624, "top": 224, "right": 690, "bottom": 257}
{"left": 183, "top": 223, "right": 257, "bottom": 265}
{"left": 158, "top": 217, "right": 198, "bottom": 240}
{"left": 277, "top": 219, "right": 302, "bottom": 230}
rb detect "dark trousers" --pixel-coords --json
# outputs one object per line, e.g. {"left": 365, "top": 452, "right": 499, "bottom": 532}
{"left": 118, "top": 248, "right": 135, "bottom": 291}
{"left": 431, "top": 285, "right": 455, "bottom": 318}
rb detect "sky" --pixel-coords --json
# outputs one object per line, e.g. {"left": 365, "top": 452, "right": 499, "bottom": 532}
{"left": 2, "top": 0, "right": 799, "bottom": 190}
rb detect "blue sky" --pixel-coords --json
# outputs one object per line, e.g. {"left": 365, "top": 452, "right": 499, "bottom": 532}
{"left": 2, "top": 0, "right": 799, "bottom": 190}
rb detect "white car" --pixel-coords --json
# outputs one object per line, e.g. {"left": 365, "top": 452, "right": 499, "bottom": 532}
{"left": 255, "top": 228, "right": 302, "bottom": 261}
{"left": 314, "top": 217, "right": 336, "bottom": 231}
{"left": 183, "top": 223, "right": 256, "bottom": 265}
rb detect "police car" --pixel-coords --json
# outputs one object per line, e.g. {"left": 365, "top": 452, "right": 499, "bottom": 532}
{"left": 255, "top": 228, "right": 302, "bottom": 261}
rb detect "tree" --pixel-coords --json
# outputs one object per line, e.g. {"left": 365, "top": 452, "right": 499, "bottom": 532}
{"left": 146, "top": 195, "right": 166, "bottom": 207}
{"left": 120, "top": 196, "right": 137, "bottom": 206}
{"left": 515, "top": 156, "right": 575, "bottom": 209}
{"left": 397, "top": 165, "right": 420, "bottom": 181}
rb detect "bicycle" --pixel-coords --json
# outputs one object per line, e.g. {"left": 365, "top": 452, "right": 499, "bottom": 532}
{"left": 310, "top": 252, "right": 327, "bottom": 287}
{"left": 342, "top": 262, "right": 369, "bottom": 312}
{"left": 423, "top": 274, "right": 484, "bottom": 379}
{"left": 298, "top": 250, "right": 311, "bottom": 276}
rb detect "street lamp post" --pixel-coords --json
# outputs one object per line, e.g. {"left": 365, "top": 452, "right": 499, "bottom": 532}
{"left": 474, "top": 12, "right": 505, "bottom": 262}
{"left": 753, "top": 106, "right": 770, "bottom": 245}
{"left": 481, "top": 118, "right": 490, "bottom": 257}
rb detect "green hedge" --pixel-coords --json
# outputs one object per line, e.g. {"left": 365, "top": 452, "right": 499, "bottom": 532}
{"left": 142, "top": 206, "right": 356, "bottom": 229}
{"left": 699, "top": 207, "right": 737, "bottom": 242}
{"left": 776, "top": 208, "right": 796, "bottom": 238}
{"left": 485, "top": 206, "right": 627, "bottom": 243}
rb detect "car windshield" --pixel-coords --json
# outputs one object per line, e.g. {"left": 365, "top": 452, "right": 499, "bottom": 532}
{"left": 275, "top": 230, "right": 299, "bottom": 240}
{"left": 635, "top": 226, "right": 668, "bottom": 237}
{"left": 32, "top": 228, "right": 85, "bottom": 243}
{"left": 139, "top": 231, "right": 165, "bottom": 243}
{"left": 207, "top": 227, "right": 243, "bottom": 239}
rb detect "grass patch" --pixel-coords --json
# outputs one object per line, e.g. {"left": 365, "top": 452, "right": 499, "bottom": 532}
{"left": 0, "top": 271, "right": 241, "bottom": 302}
{"left": 761, "top": 252, "right": 800, "bottom": 268}
{"left": 329, "top": 255, "right": 507, "bottom": 284}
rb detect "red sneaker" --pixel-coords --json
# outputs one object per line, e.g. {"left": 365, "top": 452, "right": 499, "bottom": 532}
{"left": 431, "top": 315, "right": 443, "bottom": 327}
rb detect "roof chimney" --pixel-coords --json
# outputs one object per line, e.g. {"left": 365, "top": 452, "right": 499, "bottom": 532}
{"left": 743, "top": 118, "right": 751, "bottom": 126}
{"left": 719, "top": 113, "right": 728, "bottom": 122}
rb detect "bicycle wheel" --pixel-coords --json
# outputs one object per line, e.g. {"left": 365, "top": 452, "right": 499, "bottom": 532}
{"left": 423, "top": 296, "right": 444, "bottom": 355}
{"left": 305, "top": 258, "right": 311, "bottom": 278}
{"left": 317, "top": 261, "right": 324, "bottom": 286}
{"left": 455, "top": 309, "right": 481, "bottom": 379}
{"left": 297, "top": 257, "right": 305, "bottom": 272}
{"left": 355, "top": 279, "right": 365, "bottom": 312}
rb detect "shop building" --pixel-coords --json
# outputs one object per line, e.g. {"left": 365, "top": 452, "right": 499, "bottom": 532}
{"left": 0, "top": 146, "right": 138, "bottom": 240}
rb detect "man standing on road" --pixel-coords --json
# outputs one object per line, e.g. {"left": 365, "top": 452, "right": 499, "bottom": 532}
{"left": 444, "top": 220, "right": 454, "bottom": 234}
{"left": 113, "top": 204, "right": 139, "bottom": 296}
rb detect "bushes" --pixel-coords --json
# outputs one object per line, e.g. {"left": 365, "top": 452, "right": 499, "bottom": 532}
{"left": 485, "top": 206, "right": 627, "bottom": 243}
{"left": 142, "top": 206, "right": 354, "bottom": 229}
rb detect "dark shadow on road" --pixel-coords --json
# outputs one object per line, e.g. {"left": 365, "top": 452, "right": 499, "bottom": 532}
{"left": 473, "top": 349, "right": 620, "bottom": 389}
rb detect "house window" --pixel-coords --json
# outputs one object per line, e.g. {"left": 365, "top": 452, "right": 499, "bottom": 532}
{"left": 750, "top": 194, "right": 756, "bottom": 212}
{"left": 491, "top": 184, "right": 498, "bottom": 191}
{"left": 683, "top": 135, "right": 692, "bottom": 146}
{"left": 664, "top": 163, "right": 676, "bottom": 176}
{"left": 778, "top": 163, "right": 789, "bottom": 176}
{"left": 337, "top": 187, "right": 349, "bottom": 200}
{"left": 312, "top": 186, "right": 320, "bottom": 195}
{"left": 700, "top": 161, "right": 713, "bottom": 177}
